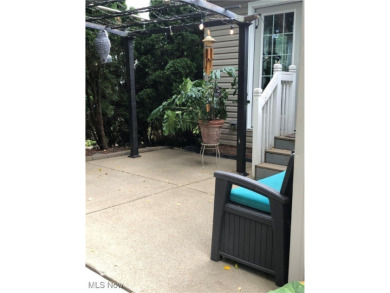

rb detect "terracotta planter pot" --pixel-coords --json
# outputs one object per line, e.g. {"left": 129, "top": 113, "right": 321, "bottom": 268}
{"left": 198, "top": 119, "right": 225, "bottom": 144}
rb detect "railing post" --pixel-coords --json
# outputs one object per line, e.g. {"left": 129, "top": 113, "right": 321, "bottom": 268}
{"left": 288, "top": 65, "right": 297, "bottom": 133}
{"left": 273, "top": 63, "right": 282, "bottom": 138}
{"left": 273, "top": 63, "right": 282, "bottom": 74}
{"left": 252, "top": 88, "right": 263, "bottom": 177}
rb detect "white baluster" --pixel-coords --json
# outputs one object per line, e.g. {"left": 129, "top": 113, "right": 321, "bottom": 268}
{"left": 281, "top": 83, "right": 286, "bottom": 135}
{"left": 273, "top": 63, "right": 282, "bottom": 139}
{"left": 284, "top": 83, "right": 289, "bottom": 134}
{"left": 268, "top": 97, "right": 272, "bottom": 151}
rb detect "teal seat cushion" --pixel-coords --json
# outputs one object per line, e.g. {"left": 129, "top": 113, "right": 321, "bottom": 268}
{"left": 230, "top": 171, "right": 286, "bottom": 213}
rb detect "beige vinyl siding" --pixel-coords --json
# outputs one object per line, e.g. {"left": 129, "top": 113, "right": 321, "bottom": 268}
{"left": 207, "top": 1, "right": 252, "bottom": 148}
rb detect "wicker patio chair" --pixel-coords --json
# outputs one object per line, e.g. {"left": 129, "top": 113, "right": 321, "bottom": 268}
{"left": 210, "top": 154, "right": 295, "bottom": 286}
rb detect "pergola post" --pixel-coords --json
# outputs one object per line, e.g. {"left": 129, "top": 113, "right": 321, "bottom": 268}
{"left": 124, "top": 38, "right": 140, "bottom": 158}
{"left": 236, "top": 22, "right": 250, "bottom": 176}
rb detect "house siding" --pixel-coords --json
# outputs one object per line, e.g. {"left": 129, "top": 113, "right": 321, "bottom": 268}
{"left": 206, "top": 1, "right": 252, "bottom": 153}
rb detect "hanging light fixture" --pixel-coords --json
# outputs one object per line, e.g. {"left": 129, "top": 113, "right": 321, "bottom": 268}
{"left": 199, "top": 19, "right": 204, "bottom": 30}
{"left": 94, "top": 30, "right": 111, "bottom": 64}
{"left": 229, "top": 25, "right": 234, "bottom": 35}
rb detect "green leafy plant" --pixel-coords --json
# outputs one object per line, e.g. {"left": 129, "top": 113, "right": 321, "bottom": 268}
{"left": 148, "top": 67, "right": 237, "bottom": 136}
{"left": 85, "top": 140, "right": 97, "bottom": 147}
{"left": 268, "top": 281, "right": 304, "bottom": 293}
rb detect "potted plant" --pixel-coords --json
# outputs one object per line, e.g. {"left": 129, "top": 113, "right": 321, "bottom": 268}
{"left": 148, "top": 67, "right": 237, "bottom": 144}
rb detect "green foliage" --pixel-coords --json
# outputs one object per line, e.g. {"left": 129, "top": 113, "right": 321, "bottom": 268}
{"left": 268, "top": 281, "right": 304, "bottom": 293}
{"left": 85, "top": 0, "right": 209, "bottom": 148}
{"left": 148, "top": 67, "right": 237, "bottom": 136}
{"left": 85, "top": 1, "right": 130, "bottom": 149}
{"left": 85, "top": 140, "right": 97, "bottom": 147}
{"left": 134, "top": 26, "right": 203, "bottom": 145}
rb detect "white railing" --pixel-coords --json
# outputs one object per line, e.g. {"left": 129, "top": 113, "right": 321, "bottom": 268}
{"left": 252, "top": 64, "right": 297, "bottom": 175}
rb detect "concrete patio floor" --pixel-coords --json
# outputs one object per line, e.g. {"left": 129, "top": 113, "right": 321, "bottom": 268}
{"left": 86, "top": 148, "right": 279, "bottom": 293}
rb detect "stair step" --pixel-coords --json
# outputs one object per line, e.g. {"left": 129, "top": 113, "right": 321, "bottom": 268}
{"left": 266, "top": 148, "right": 292, "bottom": 156}
{"left": 275, "top": 134, "right": 296, "bottom": 141}
{"left": 257, "top": 163, "right": 287, "bottom": 172}
{"left": 274, "top": 135, "right": 295, "bottom": 151}
{"left": 255, "top": 163, "right": 287, "bottom": 180}
{"left": 265, "top": 148, "right": 292, "bottom": 166}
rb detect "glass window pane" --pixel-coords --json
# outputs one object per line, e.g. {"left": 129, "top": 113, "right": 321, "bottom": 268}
{"left": 272, "top": 34, "right": 284, "bottom": 56}
{"left": 260, "top": 12, "right": 294, "bottom": 89}
{"left": 280, "top": 55, "right": 288, "bottom": 71}
{"left": 263, "top": 35, "right": 272, "bottom": 55}
{"left": 264, "top": 15, "right": 273, "bottom": 35}
{"left": 262, "top": 76, "right": 271, "bottom": 89}
{"left": 273, "top": 14, "right": 284, "bottom": 34}
{"left": 287, "top": 54, "right": 292, "bottom": 68}
{"left": 263, "top": 56, "right": 272, "bottom": 76}
{"left": 284, "top": 12, "right": 294, "bottom": 33}
{"left": 285, "top": 34, "right": 293, "bottom": 55}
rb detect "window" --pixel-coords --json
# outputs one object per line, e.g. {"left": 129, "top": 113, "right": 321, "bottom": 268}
{"left": 261, "top": 12, "right": 294, "bottom": 89}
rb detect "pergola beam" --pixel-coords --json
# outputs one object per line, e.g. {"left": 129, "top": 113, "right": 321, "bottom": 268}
{"left": 125, "top": 18, "right": 237, "bottom": 37}
{"left": 110, "top": 11, "right": 215, "bottom": 30}
{"left": 85, "top": 21, "right": 128, "bottom": 37}
{"left": 86, "top": 0, "right": 124, "bottom": 8}
{"left": 86, "top": 2, "right": 183, "bottom": 21}
{"left": 178, "top": 0, "right": 246, "bottom": 23}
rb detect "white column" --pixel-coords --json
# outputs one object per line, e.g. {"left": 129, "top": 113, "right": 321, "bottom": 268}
{"left": 252, "top": 88, "right": 263, "bottom": 177}
{"left": 288, "top": 16, "right": 305, "bottom": 281}
{"left": 289, "top": 65, "right": 297, "bottom": 133}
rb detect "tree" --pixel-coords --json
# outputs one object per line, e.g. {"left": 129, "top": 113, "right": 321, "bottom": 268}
{"left": 133, "top": 1, "right": 204, "bottom": 145}
{"left": 85, "top": 0, "right": 204, "bottom": 149}
{"left": 86, "top": 1, "right": 129, "bottom": 149}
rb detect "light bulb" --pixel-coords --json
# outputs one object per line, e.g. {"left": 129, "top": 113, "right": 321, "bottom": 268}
{"left": 229, "top": 25, "right": 234, "bottom": 35}
{"left": 199, "top": 20, "right": 204, "bottom": 30}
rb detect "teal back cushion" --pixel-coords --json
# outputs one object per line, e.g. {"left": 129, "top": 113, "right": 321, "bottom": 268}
{"left": 230, "top": 171, "right": 286, "bottom": 213}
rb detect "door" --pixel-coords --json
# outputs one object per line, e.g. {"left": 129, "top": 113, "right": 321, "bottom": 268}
{"left": 248, "top": 1, "right": 302, "bottom": 128}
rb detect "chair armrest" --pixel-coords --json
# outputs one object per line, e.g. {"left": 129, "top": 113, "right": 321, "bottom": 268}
{"left": 214, "top": 171, "right": 291, "bottom": 204}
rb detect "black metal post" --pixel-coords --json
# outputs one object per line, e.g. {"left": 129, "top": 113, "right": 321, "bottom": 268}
{"left": 236, "top": 23, "right": 250, "bottom": 175}
{"left": 124, "top": 38, "right": 140, "bottom": 158}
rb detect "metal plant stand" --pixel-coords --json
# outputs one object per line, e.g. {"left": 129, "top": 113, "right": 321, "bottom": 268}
{"left": 200, "top": 143, "right": 220, "bottom": 167}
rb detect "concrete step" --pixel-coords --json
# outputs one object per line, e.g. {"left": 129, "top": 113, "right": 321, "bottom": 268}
{"left": 255, "top": 162, "right": 287, "bottom": 180}
{"left": 265, "top": 148, "right": 292, "bottom": 166}
{"left": 274, "top": 135, "right": 295, "bottom": 151}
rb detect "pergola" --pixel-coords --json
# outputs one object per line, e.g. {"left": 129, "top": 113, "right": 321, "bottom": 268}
{"left": 86, "top": 0, "right": 259, "bottom": 175}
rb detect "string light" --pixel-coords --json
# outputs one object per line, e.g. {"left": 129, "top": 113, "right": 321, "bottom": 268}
{"left": 199, "top": 19, "right": 204, "bottom": 30}
{"left": 229, "top": 25, "right": 234, "bottom": 35}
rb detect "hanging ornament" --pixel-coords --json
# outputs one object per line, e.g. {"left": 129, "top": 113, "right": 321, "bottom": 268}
{"left": 95, "top": 30, "right": 111, "bottom": 64}
{"left": 202, "top": 30, "right": 216, "bottom": 75}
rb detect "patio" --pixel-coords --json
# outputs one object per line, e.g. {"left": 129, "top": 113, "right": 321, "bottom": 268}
{"left": 86, "top": 148, "right": 279, "bottom": 292}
